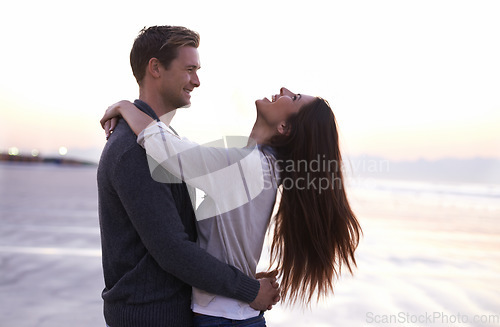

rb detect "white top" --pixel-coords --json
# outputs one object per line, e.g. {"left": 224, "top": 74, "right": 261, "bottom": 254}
{"left": 137, "top": 121, "right": 279, "bottom": 320}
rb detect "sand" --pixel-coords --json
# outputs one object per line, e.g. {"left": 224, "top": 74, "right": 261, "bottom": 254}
{"left": 1, "top": 163, "right": 499, "bottom": 327}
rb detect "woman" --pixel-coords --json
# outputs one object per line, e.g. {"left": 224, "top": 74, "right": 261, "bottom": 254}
{"left": 101, "top": 87, "right": 361, "bottom": 326}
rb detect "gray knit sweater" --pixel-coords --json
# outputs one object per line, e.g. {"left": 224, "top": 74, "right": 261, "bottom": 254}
{"left": 97, "top": 100, "right": 260, "bottom": 327}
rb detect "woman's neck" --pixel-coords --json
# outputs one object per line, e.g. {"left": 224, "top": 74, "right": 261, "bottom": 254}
{"left": 249, "top": 119, "right": 276, "bottom": 146}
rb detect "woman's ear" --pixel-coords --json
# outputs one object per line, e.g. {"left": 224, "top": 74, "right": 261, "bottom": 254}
{"left": 147, "top": 58, "right": 161, "bottom": 78}
{"left": 277, "top": 122, "right": 288, "bottom": 135}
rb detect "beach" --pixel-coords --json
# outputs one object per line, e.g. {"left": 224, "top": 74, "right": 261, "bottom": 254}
{"left": 1, "top": 162, "right": 499, "bottom": 327}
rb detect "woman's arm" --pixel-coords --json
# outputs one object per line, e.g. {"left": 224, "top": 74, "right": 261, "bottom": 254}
{"left": 101, "top": 101, "right": 268, "bottom": 219}
{"left": 100, "top": 100, "right": 156, "bottom": 138}
{"left": 140, "top": 122, "right": 263, "bottom": 193}
{"left": 141, "top": 122, "right": 269, "bottom": 221}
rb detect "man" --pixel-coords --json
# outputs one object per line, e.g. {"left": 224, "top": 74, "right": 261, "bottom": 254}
{"left": 97, "top": 26, "right": 278, "bottom": 327}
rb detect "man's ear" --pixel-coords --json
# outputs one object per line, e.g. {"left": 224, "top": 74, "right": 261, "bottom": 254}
{"left": 277, "top": 122, "right": 288, "bottom": 135}
{"left": 147, "top": 58, "right": 162, "bottom": 78}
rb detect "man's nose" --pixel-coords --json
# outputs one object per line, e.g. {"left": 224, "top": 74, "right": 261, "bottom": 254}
{"left": 192, "top": 73, "right": 200, "bottom": 87}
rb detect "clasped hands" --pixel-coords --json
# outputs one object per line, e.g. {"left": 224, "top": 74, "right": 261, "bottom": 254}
{"left": 250, "top": 270, "right": 281, "bottom": 311}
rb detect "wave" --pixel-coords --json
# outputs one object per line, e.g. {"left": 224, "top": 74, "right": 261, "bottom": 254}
{"left": 347, "top": 177, "right": 500, "bottom": 200}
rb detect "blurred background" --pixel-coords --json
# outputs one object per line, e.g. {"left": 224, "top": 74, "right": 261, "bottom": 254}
{"left": 1, "top": 0, "right": 499, "bottom": 326}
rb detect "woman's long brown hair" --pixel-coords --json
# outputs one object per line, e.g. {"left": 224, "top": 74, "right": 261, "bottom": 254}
{"left": 267, "top": 97, "right": 361, "bottom": 304}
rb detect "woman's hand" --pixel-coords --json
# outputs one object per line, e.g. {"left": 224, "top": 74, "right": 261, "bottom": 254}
{"left": 100, "top": 100, "right": 133, "bottom": 139}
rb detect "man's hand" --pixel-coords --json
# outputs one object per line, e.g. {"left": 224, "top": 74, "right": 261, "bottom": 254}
{"left": 249, "top": 274, "right": 280, "bottom": 311}
{"left": 255, "top": 270, "right": 278, "bottom": 280}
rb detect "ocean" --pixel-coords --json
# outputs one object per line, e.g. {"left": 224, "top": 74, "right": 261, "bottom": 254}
{"left": 0, "top": 162, "right": 499, "bottom": 327}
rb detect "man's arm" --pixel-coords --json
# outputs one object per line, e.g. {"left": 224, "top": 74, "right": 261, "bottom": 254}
{"left": 113, "top": 145, "right": 277, "bottom": 309}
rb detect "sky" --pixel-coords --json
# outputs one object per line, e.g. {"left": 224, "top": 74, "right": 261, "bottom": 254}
{"left": 1, "top": 0, "right": 499, "bottom": 163}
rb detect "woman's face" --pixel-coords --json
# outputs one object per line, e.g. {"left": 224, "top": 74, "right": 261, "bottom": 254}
{"left": 255, "top": 87, "right": 315, "bottom": 127}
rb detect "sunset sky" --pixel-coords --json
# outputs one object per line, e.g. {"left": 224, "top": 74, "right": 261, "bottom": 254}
{"left": 1, "top": 0, "right": 499, "bottom": 162}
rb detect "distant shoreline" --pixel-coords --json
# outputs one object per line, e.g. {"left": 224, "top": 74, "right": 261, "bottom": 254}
{"left": 0, "top": 153, "right": 97, "bottom": 166}
{"left": 2, "top": 153, "right": 499, "bottom": 184}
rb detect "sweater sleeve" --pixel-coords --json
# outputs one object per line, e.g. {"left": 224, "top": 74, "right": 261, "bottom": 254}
{"left": 112, "top": 144, "right": 260, "bottom": 303}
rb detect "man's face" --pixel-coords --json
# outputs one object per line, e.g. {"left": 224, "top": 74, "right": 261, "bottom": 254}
{"left": 159, "top": 46, "right": 201, "bottom": 110}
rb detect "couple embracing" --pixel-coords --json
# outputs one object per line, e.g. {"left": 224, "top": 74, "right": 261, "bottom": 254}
{"left": 97, "top": 25, "right": 361, "bottom": 327}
